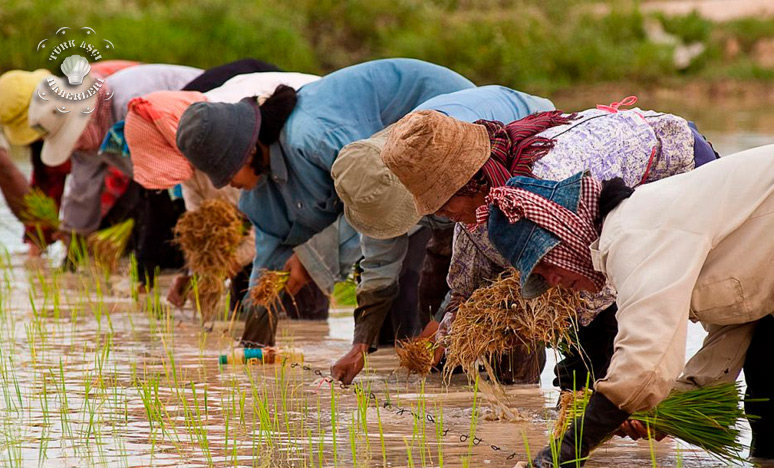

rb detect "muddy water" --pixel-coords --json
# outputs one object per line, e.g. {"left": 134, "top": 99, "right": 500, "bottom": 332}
{"left": 0, "top": 106, "right": 772, "bottom": 468}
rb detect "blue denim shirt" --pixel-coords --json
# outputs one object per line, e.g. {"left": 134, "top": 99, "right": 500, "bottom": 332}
{"left": 238, "top": 59, "right": 475, "bottom": 285}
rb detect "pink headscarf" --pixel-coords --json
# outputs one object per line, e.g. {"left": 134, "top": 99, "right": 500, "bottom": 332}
{"left": 125, "top": 90, "right": 207, "bottom": 189}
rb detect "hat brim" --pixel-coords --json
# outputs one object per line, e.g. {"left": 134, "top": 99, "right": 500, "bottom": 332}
{"left": 413, "top": 125, "right": 491, "bottom": 216}
{"left": 4, "top": 120, "right": 43, "bottom": 146}
{"left": 344, "top": 187, "right": 422, "bottom": 239}
{"left": 40, "top": 112, "right": 91, "bottom": 166}
{"left": 520, "top": 274, "right": 551, "bottom": 299}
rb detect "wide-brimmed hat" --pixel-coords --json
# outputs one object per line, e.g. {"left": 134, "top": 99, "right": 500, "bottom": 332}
{"left": 381, "top": 110, "right": 490, "bottom": 216}
{"left": 0, "top": 69, "right": 53, "bottom": 146}
{"left": 176, "top": 97, "right": 261, "bottom": 189}
{"left": 332, "top": 126, "right": 421, "bottom": 239}
{"left": 27, "top": 76, "right": 96, "bottom": 166}
{"left": 487, "top": 172, "right": 585, "bottom": 299}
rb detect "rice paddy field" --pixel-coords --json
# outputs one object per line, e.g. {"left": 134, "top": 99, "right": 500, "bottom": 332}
{"left": 0, "top": 101, "right": 772, "bottom": 467}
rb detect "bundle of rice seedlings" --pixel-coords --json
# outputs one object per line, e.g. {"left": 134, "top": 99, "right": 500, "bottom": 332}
{"left": 556, "top": 383, "right": 749, "bottom": 464}
{"left": 395, "top": 337, "right": 436, "bottom": 377}
{"left": 174, "top": 199, "right": 244, "bottom": 321}
{"left": 444, "top": 269, "right": 583, "bottom": 377}
{"left": 88, "top": 218, "right": 135, "bottom": 271}
{"left": 249, "top": 269, "right": 289, "bottom": 318}
{"left": 20, "top": 189, "right": 60, "bottom": 245}
{"left": 332, "top": 277, "right": 357, "bottom": 307}
{"left": 191, "top": 273, "right": 225, "bottom": 323}
{"left": 173, "top": 198, "right": 244, "bottom": 274}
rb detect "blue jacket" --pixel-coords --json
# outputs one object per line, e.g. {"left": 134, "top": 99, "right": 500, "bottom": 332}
{"left": 238, "top": 59, "right": 476, "bottom": 283}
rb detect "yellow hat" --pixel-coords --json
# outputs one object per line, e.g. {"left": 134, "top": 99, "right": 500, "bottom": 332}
{"left": 0, "top": 69, "right": 53, "bottom": 146}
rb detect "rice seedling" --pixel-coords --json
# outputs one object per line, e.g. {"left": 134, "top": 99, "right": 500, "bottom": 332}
{"left": 396, "top": 337, "right": 436, "bottom": 377}
{"left": 174, "top": 198, "right": 244, "bottom": 322}
{"left": 20, "top": 189, "right": 60, "bottom": 248}
{"left": 249, "top": 269, "right": 289, "bottom": 316}
{"left": 88, "top": 219, "right": 135, "bottom": 272}
{"left": 445, "top": 270, "right": 583, "bottom": 381}
{"left": 557, "top": 382, "right": 750, "bottom": 464}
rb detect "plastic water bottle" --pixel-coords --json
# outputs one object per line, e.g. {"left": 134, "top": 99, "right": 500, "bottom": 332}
{"left": 218, "top": 347, "right": 304, "bottom": 365}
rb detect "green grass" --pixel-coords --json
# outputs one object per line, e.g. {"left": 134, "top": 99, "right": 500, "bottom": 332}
{"left": 2, "top": 0, "right": 774, "bottom": 96}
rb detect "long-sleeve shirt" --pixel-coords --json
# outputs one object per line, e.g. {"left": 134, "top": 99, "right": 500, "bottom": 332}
{"left": 447, "top": 108, "right": 697, "bottom": 324}
{"left": 591, "top": 144, "right": 774, "bottom": 413}
{"left": 61, "top": 65, "right": 202, "bottom": 234}
{"left": 238, "top": 59, "right": 476, "bottom": 287}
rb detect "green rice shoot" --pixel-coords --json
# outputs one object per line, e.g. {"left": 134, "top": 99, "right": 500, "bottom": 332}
{"left": 557, "top": 382, "right": 750, "bottom": 464}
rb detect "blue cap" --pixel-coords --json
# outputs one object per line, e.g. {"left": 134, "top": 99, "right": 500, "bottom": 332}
{"left": 487, "top": 171, "right": 586, "bottom": 299}
{"left": 176, "top": 97, "right": 261, "bottom": 189}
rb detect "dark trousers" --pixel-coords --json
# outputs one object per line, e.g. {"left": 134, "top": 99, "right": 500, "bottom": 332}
{"left": 133, "top": 189, "right": 185, "bottom": 286}
{"left": 240, "top": 281, "right": 330, "bottom": 348}
{"left": 553, "top": 304, "right": 619, "bottom": 391}
{"left": 745, "top": 314, "right": 774, "bottom": 459}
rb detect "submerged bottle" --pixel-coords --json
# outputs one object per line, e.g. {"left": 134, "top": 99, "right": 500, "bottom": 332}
{"left": 218, "top": 347, "right": 304, "bottom": 365}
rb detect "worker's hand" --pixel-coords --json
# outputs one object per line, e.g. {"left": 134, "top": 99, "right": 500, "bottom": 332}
{"left": 283, "top": 253, "right": 312, "bottom": 296}
{"left": 417, "top": 320, "right": 445, "bottom": 365}
{"left": 513, "top": 462, "right": 530, "bottom": 468}
{"left": 435, "top": 310, "right": 457, "bottom": 346}
{"left": 615, "top": 420, "right": 666, "bottom": 441}
{"left": 166, "top": 274, "right": 191, "bottom": 308}
{"left": 331, "top": 343, "right": 368, "bottom": 385}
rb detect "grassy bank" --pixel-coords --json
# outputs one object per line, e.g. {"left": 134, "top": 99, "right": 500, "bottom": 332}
{"left": 2, "top": 0, "right": 774, "bottom": 96}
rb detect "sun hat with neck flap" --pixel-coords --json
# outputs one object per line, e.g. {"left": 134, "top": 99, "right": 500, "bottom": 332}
{"left": 380, "top": 110, "right": 491, "bottom": 216}
{"left": 332, "top": 125, "right": 423, "bottom": 239}
{"left": 176, "top": 97, "right": 261, "bottom": 189}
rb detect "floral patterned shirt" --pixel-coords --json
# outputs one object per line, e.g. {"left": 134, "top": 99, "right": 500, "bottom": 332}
{"left": 447, "top": 108, "right": 695, "bottom": 325}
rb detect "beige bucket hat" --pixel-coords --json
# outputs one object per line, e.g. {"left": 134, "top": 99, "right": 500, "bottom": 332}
{"left": 27, "top": 76, "right": 94, "bottom": 166}
{"left": 332, "top": 126, "right": 421, "bottom": 239}
{"left": 380, "top": 110, "right": 490, "bottom": 216}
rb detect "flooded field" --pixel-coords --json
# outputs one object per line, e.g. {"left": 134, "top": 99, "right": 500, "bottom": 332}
{"left": 0, "top": 105, "right": 772, "bottom": 467}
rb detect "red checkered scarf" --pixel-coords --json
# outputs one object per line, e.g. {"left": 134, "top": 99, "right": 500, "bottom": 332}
{"left": 475, "top": 110, "right": 578, "bottom": 187}
{"left": 476, "top": 174, "right": 607, "bottom": 291}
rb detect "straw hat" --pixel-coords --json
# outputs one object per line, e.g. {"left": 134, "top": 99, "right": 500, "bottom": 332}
{"left": 332, "top": 126, "right": 421, "bottom": 239}
{"left": 380, "top": 110, "right": 490, "bottom": 216}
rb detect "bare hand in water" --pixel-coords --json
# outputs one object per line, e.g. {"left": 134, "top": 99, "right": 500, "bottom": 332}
{"left": 167, "top": 274, "right": 190, "bottom": 308}
{"left": 331, "top": 343, "right": 368, "bottom": 385}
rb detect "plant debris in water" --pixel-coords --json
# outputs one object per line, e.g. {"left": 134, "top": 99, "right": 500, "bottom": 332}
{"left": 88, "top": 218, "right": 135, "bottom": 271}
{"left": 557, "top": 383, "right": 749, "bottom": 464}
{"left": 395, "top": 337, "right": 435, "bottom": 377}
{"left": 174, "top": 199, "right": 244, "bottom": 321}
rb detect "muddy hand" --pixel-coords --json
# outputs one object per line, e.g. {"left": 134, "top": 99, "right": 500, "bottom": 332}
{"left": 331, "top": 343, "right": 368, "bottom": 385}
{"left": 417, "top": 320, "right": 445, "bottom": 365}
{"left": 513, "top": 462, "right": 529, "bottom": 468}
{"left": 283, "top": 253, "right": 312, "bottom": 296}
{"left": 166, "top": 274, "right": 190, "bottom": 308}
{"left": 616, "top": 420, "right": 666, "bottom": 441}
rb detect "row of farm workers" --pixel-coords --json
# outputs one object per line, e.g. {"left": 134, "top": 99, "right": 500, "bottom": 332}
{"left": 0, "top": 57, "right": 771, "bottom": 465}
